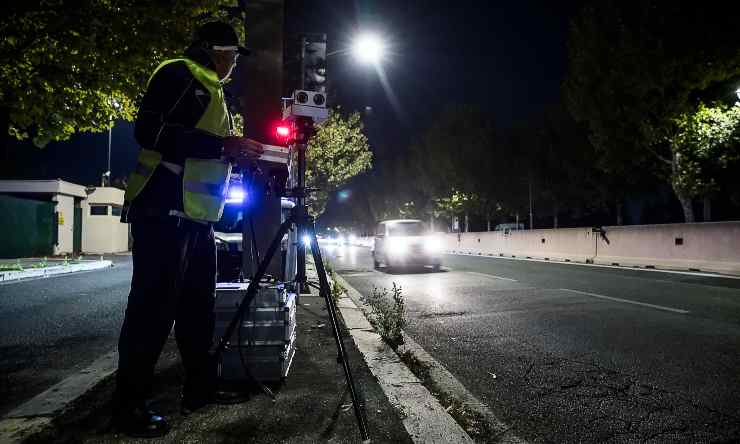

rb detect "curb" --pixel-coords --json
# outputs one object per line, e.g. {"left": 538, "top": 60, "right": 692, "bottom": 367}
{"left": 331, "top": 270, "right": 527, "bottom": 444}
{"left": 325, "top": 271, "right": 473, "bottom": 444}
{"left": 0, "top": 260, "right": 113, "bottom": 284}
{"left": 0, "top": 350, "right": 118, "bottom": 444}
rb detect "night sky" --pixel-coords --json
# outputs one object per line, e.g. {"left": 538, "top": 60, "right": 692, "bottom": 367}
{"left": 307, "top": 0, "right": 585, "bottom": 147}
{"left": 7, "top": 0, "right": 584, "bottom": 188}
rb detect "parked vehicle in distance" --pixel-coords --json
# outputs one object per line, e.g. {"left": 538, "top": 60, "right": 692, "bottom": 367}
{"left": 372, "top": 219, "right": 442, "bottom": 271}
{"left": 494, "top": 222, "right": 525, "bottom": 231}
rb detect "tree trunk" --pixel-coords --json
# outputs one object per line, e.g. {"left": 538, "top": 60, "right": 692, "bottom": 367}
{"left": 486, "top": 216, "right": 491, "bottom": 231}
{"left": 553, "top": 202, "right": 559, "bottom": 229}
{"left": 677, "top": 193, "right": 695, "bottom": 223}
{"left": 671, "top": 149, "right": 695, "bottom": 223}
{"left": 464, "top": 212, "right": 469, "bottom": 233}
{"left": 703, "top": 196, "right": 711, "bottom": 222}
{"left": 615, "top": 200, "right": 623, "bottom": 226}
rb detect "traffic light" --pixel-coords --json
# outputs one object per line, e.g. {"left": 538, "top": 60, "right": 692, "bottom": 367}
{"left": 275, "top": 122, "right": 292, "bottom": 145}
{"left": 302, "top": 34, "right": 326, "bottom": 92}
{"left": 275, "top": 124, "right": 290, "bottom": 138}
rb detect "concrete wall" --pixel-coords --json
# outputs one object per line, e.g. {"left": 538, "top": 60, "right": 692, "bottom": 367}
{"left": 53, "top": 195, "right": 75, "bottom": 255}
{"left": 82, "top": 187, "right": 128, "bottom": 254}
{"left": 595, "top": 222, "right": 740, "bottom": 274}
{"left": 445, "top": 228, "right": 596, "bottom": 263}
{"left": 441, "top": 222, "right": 740, "bottom": 275}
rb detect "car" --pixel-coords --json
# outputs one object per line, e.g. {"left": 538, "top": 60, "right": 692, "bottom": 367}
{"left": 372, "top": 219, "right": 442, "bottom": 271}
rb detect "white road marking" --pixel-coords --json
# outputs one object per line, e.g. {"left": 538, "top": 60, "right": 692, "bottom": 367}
{"left": 465, "top": 271, "right": 518, "bottom": 282}
{"left": 560, "top": 288, "right": 690, "bottom": 314}
{"left": 447, "top": 252, "right": 740, "bottom": 280}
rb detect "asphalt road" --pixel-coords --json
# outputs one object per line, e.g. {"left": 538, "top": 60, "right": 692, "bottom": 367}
{"left": 325, "top": 244, "right": 740, "bottom": 443}
{"left": 0, "top": 255, "right": 132, "bottom": 416}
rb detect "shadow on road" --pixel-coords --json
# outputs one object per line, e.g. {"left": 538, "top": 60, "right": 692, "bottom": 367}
{"left": 376, "top": 266, "right": 447, "bottom": 276}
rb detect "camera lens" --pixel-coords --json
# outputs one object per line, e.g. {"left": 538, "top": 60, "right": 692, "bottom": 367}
{"left": 313, "top": 93, "right": 325, "bottom": 106}
{"left": 296, "top": 92, "right": 309, "bottom": 104}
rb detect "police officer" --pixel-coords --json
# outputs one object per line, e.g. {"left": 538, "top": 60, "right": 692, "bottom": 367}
{"left": 114, "top": 22, "right": 262, "bottom": 437}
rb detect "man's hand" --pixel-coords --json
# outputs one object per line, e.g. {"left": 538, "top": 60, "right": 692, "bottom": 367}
{"left": 223, "top": 137, "right": 264, "bottom": 168}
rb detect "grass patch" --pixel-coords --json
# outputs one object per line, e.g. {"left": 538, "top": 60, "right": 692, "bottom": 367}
{"left": 360, "top": 283, "right": 406, "bottom": 348}
{"left": 329, "top": 269, "right": 345, "bottom": 304}
{"left": 0, "top": 263, "right": 23, "bottom": 271}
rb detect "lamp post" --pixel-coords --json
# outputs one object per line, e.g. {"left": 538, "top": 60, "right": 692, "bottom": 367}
{"left": 102, "top": 99, "right": 121, "bottom": 187}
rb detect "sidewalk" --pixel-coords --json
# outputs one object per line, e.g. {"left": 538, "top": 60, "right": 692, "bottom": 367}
{"left": 7, "top": 275, "right": 412, "bottom": 443}
{"left": 0, "top": 256, "right": 113, "bottom": 283}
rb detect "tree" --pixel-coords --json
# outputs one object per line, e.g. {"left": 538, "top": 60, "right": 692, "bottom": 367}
{"left": 433, "top": 190, "right": 471, "bottom": 232}
{"left": 410, "top": 104, "right": 497, "bottom": 226}
{"left": 565, "top": 0, "right": 740, "bottom": 222}
{"left": 306, "top": 109, "right": 372, "bottom": 217}
{"left": 1, "top": 1, "right": 241, "bottom": 149}
{"left": 667, "top": 102, "right": 740, "bottom": 220}
{"left": 526, "top": 105, "right": 605, "bottom": 228}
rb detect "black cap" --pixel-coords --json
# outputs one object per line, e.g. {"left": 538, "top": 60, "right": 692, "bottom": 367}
{"left": 195, "top": 21, "right": 251, "bottom": 56}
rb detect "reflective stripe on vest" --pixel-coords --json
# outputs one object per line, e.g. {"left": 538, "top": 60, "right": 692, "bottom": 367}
{"left": 124, "top": 149, "right": 162, "bottom": 203}
{"left": 182, "top": 158, "right": 232, "bottom": 222}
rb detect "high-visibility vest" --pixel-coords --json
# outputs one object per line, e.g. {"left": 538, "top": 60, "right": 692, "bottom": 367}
{"left": 125, "top": 58, "right": 232, "bottom": 222}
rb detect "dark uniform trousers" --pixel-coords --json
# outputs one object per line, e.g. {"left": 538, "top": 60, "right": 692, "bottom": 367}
{"left": 114, "top": 216, "right": 216, "bottom": 410}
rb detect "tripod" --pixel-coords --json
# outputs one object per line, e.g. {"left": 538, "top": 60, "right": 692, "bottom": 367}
{"left": 212, "top": 136, "right": 370, "bottom": 442}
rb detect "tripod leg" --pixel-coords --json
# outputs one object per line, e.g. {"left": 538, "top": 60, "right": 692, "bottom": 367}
{"left": 307, "top": 226, "right": 370, "bottom": 442}
{"left": 297, "top": 230, "right": 311, "bottom": 294}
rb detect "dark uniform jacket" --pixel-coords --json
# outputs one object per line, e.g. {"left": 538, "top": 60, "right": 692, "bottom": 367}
{"left": 127, "top": 47, "right": 227, "bottom": 221}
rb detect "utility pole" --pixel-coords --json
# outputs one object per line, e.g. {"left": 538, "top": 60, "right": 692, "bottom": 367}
{"left": 106, "top": 124, "right": 112, "bottom": 186}
{"left": 528, "top": 177, "right": 533, "bottom": 230}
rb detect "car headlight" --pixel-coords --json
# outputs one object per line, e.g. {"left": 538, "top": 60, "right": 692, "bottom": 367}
{"left": 424, "top": 236, "right": 442, "bottom": 253}
{"left": 388, "top": 238, "right": 408, "bottom": 255}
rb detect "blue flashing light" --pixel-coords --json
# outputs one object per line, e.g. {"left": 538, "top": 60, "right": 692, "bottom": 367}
{"left": 225, "top": 187, "right": 246, "bottom": 205}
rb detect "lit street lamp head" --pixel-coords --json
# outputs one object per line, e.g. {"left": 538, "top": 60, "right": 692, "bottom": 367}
{"left": 352, "top": 33, "right": 385, "bottom": 65}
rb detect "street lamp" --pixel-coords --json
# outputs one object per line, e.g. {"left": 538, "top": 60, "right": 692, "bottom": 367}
{"left": 351, "top": 33, "right": 385, "bottom": 65}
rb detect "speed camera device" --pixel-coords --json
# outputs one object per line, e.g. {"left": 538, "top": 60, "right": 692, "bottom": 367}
{"left": 282, "top": 89, "right": 329, "bottom": 122}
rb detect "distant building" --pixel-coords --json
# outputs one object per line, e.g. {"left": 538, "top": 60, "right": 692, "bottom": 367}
{"left": 0, "top": 180, "right": 128, "bottom": 258}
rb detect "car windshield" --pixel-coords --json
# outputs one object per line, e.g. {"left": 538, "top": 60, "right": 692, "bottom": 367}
{"left": 387, "top": 222, "right": 425, "bottom": 237}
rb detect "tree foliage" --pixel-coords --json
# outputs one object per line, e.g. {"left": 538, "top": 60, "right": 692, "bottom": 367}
{"left": 306, "top": 109, "right": 372, "bottom": 217}
{"left": 564, "top": 0, "right": 740, "bottom": 221}
{"left": 668, "top": 102, "right": 740, "bottom": 200}
{"left": 1, "top": 0, "right": 242, "bottom": 147}
{"left": 403, "top": 103, "right": 603, "bottom": 231}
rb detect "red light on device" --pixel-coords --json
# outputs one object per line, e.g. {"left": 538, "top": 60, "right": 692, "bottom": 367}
{"left": 276, "top": 125, "right": 290, "bottom": 138}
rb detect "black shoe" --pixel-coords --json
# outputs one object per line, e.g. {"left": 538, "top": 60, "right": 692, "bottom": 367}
{"left": 113, "top": 405, "right": 170, "bottom": 438}
{"left": 181, "top": 390, "right": 249, "bottom": 416}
